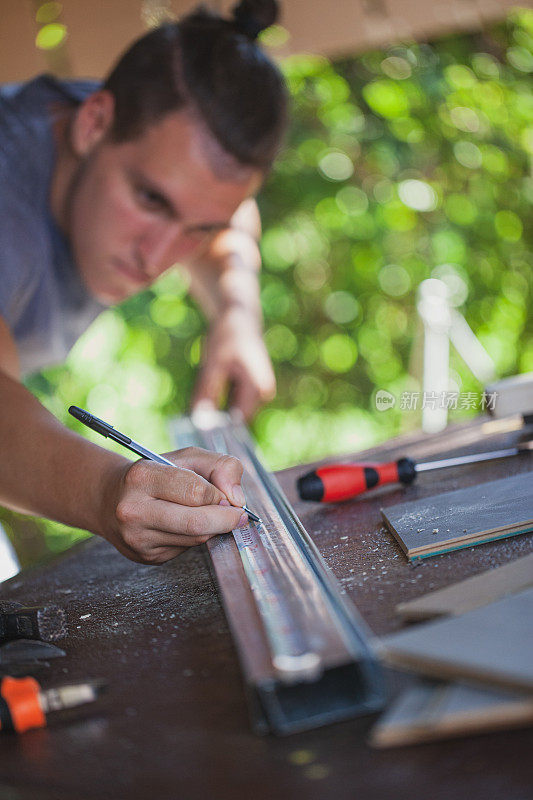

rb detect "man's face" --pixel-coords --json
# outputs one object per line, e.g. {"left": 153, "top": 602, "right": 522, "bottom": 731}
{"left": 66, "top": 108, "right": 262, "bottom": 304}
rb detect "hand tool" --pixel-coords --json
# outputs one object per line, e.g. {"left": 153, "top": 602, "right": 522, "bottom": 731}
{"left": 172, "top": 411, "right": 383, "bottom": 735}
{"left": 0, "top": 639, "right": 66, "bottom": 677}
{"left": 69, "top": 405, "right": 262, "bottom": 523}
{"left": 297, "top": 442, "right": 533, "bottom": 503}
{"left": 0, "top": 639, "right": 66, "bottom": 668}
{"left": 0, "top": 676, "right": 105, "bottom": 733}
{"left": 0, "top": 602, "right": 67, "bottom": 643}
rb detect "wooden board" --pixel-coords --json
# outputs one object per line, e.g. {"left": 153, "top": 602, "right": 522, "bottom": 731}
{"left": 381, "top": 471, "right": 533, "bottom": 560}
{"left": 379, "top": 588, "right": 533, "bottom": 693}
{"left": 396, "top": 553, "right": 533, "bottom": 621}
{"left": 370, "top": 681, "right": 533, "bottom": 748}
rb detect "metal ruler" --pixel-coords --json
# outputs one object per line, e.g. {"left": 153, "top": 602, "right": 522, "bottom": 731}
{"left": 171, "top": 410, "right": 384, "bottom": 735}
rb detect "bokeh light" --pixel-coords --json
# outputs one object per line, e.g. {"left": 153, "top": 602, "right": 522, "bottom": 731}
{"left": 35, "top": 22, "right": 67, "bottom": 50}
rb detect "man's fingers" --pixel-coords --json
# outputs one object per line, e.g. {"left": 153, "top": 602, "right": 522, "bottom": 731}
{"left": 230, "top": 379, "right": 262, "bottom": 421}
{"left": 112, "top": 450, "right": 250, "bottom": 566}
{"left": 111, "top": 490, "right": 246, "bottom": 565}
{"left": 116, "top": 502, "right": 245, "bottom": 562}
{"left": 141, "top": 499, "right": 245, "bottom": 539}
{"left": 162, "top": 447, "right": 245, "bottom": 508}
{"left": 123, "top": 459, "right": 225, "bottom": 507}
{"left": 192, "top": 360, "right": 226, "bottom": 410}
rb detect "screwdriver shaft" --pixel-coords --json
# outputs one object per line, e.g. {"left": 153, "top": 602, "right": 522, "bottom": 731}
{"left": 415, "top": 447, "right": 521, "bottom": 472}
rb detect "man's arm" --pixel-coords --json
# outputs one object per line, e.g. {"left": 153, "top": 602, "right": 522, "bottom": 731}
{"left": 0, "top": 317, "right": 248, "bottom": 564}
{"left": 181, "top": 199, "right": 276, "bottom": 420}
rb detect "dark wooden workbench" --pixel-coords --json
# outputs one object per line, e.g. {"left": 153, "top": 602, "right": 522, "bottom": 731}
{"left": 0, "top": 417, "right": 532, "bottom": 800}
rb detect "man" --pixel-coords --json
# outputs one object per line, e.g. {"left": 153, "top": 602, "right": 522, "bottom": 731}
{"left": 0, "top": 2, "right": 287, "bottom": 567}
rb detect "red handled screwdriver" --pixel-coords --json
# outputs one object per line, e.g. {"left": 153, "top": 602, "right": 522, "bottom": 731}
{"left": 0, "top": 676, "right": 104, "bottom": 734}
{"left": 297, "top": 444, "right": 532, "bottom": 503}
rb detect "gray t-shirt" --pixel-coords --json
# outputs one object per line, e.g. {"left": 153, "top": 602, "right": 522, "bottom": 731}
{"left": 0, "top": 74, "right": 103, "bottom": 376}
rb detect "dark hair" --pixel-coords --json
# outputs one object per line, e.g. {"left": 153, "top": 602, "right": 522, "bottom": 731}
{"left": 102, "top": 1, "right": 288, "bottom": 171}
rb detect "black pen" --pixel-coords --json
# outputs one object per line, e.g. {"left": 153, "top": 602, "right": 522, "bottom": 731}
{"left": 68, "top": 405, "right": 262, "bottom": 523}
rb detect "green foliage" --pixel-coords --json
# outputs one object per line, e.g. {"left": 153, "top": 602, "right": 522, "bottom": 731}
{"left": 256, "top": 9, "right": 532, "bottom": 463}
{"left": 3, "top": 10, "right": 532, "bottom": 560}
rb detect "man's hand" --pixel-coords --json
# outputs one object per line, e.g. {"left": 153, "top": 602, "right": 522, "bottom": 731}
{"left": 192, "top": 307, "right": 276, "bottom": 421}
{"left": 182, "top": 199, "right": 275, "bottom": 421}
{"left": 103, "top": 447, "right": 248, "bottom": 565}
{"left": 0, "top": 323, "right": 248, "bottom": 568}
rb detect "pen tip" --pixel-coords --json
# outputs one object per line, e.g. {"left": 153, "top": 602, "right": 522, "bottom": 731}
{"left": 242, "top": 505, "right": 262, "bottom": 524}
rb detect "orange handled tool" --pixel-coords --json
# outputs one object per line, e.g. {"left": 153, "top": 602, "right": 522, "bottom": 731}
{"left": 297, "top": 459, "right": 417, "bottom": 502}
{"left": 0, "top": 675, "right": 104, "bottom": 733}
{"left": 297, "top": 444, "right": 532, "bottom": 502}
{"left": 0, "top": 677, "right": 46, "bottom": 733}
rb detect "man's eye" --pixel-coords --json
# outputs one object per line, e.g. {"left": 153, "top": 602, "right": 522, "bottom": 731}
{"left": 136, "top": 187, "right": 165, "bottom": 210}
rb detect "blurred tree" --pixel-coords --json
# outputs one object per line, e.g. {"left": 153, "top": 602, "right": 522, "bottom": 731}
{"left": 3, "top": 9, "right": 532, "bottom": 561}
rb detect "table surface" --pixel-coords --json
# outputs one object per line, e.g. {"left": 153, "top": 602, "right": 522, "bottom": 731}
{"left": 0, "top": 416, "right": 532, "bottom": 800}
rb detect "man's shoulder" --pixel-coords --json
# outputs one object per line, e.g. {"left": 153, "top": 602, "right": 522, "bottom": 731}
{"left": 0, "top": 177, "right": 49, "bottom": 272}
{"left": 0, "top": 173, "right": 45, "bottom": 233}
{"left": 0, "top": 159, "right": 51, "bottom": 315}
{"left": 0, "top": 74, "right": 100, "bottom": 172}
{"left": 0, "top": 74, "right": 102, "bottom": 222}
{"left": 0, "top": 73, "right": 100, "bottom": 106}
{"left": 0, "top": 74, "right": 97, "bottom": 293}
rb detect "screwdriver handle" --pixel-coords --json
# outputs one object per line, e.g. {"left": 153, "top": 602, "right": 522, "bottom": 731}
{"left": 297, "top": 458, "right": 417, "bottom": 502}
{"left": 0, "top": 676, "right": 45, "bottom": 733}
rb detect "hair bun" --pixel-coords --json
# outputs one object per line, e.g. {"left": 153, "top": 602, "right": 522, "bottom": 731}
{"left": 231, "top": 0, "right": 279, "bottom": 40}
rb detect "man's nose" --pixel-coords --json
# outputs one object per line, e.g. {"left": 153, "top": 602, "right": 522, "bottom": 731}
{"left": 135, "top": 222, "right": 182, "bottom": 275}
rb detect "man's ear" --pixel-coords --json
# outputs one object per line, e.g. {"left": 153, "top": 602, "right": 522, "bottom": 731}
{"left": 70, "top": 90, "right": 115, "bottom": 157}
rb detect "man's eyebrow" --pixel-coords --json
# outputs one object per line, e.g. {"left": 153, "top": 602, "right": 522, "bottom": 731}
{"left": 185, "top": 221, "right": 230, "bottom": 234}
{"left": 129, "top": 169, "right": 231, "bottom": 232}
{"left": 129, "top": 170, "right": 177, "bottom": 214}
